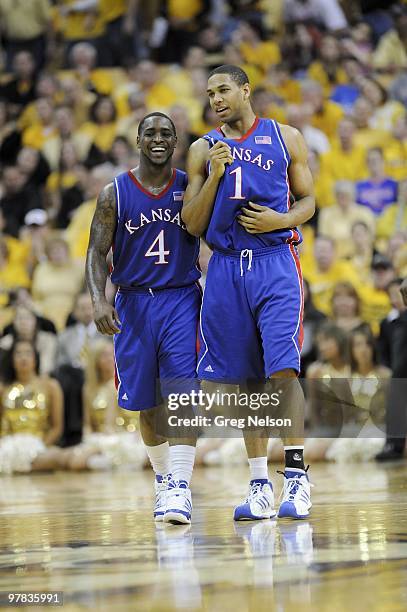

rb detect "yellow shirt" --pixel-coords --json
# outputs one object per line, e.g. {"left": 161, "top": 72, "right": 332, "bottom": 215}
{"left": 358, "top": 284, "right": 391, "bottom": 336}
{"left": 0, "top": 260, "right": 31, "bottom": 306}
{"left": 311, "top": 101, "right": 344, "bottom": 139}
{"left": 167, "top": 0, "right": 203, "bottom": 20}
{"left": 22, "top": 124, "right": 58, "bottom": 150}
{"left": 318, "top": 205, "right": 376, "bottom": 259}
{"left": 320, "top": 144, "right": 367, "bottom": 184}
{"left": 314, "top": 172, "right": 335, "bottom": 209}
{"left": 384, "top": 138, "right": 407, "bottom": 181}
{"left": 115, "top": 82, "right": 177, "bottom": 118}
{"left": 99, "top": 0, "right": 126, "bottom": 23}
{"left": 372, "top": 30, "right": 407, "bottom": 70}
{"left": 304, "top": 260, "right": 361, "bottom": 316}
{"left": 353, "top": 128, "right": 392, "bottom": 150}
{"left": 80, "top": 121, "right": 117, "bottom": 152}
{"left": 307, "top": 62, "right": 347, "bottom": 95}
{"left": 55, "top": 0, "right": 105, "bottom": 40}
{"left": 46, "top": 171, "right": 78, "bottom": 193}
{"left": 65, "top": 198, "right": 96, "bottom": 260}
{"left": 273, "top": 79, "right": 301, "bottom": 104}
{"left": 0, "top": 0, "right": 50, "bottom": 39}
{"left": 240, "top": 41, "right": 281, "bottom": 72}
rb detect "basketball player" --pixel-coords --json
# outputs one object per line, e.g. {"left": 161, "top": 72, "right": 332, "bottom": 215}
{"left": 182, "top": 65, "right": 315, "bottom": 520}
{"left": 86, "top": 113, "right": 200, "bottom": 525}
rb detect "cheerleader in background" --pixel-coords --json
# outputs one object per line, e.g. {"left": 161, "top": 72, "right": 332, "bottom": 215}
{"left": 68, "top": 339, "right": 146, "bottom": 470}
{"left": 0, "top": 340, "right": 70, "bottom": 473}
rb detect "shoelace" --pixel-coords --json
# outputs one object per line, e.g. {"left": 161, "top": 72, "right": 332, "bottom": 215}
{"left": 246, "top": 482, "right": 264, "bottom": 501}
{"left": 277, "top": 467, "right": 314, "bottom": 503}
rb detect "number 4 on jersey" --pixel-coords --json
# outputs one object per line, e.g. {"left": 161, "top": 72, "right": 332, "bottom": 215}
{"left": 145, "top": 229, "right": 170, "bottom": 264}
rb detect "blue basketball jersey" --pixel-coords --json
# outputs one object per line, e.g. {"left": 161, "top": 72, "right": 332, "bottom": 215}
{"left": 111, "top": 169, "right": 200, "bottom": 288}
{"left": 203, "top": 117, "right": 302, "bottom": 250}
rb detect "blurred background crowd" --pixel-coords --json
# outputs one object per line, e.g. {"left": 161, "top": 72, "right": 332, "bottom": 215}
{"left": 0, "top": 0, "right": 406, "bottom": 471}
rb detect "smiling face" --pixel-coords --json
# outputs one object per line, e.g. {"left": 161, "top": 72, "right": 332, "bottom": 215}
{"left": 137, "top": 116, "right": 177, "bottom": 166}
{"left": 207, "top": 73, "right": 250, "bottom": 124}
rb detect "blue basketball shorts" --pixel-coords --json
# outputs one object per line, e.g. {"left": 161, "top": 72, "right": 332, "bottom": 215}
{"left": 114, "top": 284, "right": 201, "bottom": 410}
{"left": 197, "top": 244, "right": 304, "bottom": 382}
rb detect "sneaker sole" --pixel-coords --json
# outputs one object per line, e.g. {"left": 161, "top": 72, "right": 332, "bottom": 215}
{"left": 154, "top": 513, "right": 165, "bottom": 522}
{"left": 234, "top": 510, "right": 277, "bottom": 522}
{"left": 164, "top": 511, "right": 191, "bottom": 525}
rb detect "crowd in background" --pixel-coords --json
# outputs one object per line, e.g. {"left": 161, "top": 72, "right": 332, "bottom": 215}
{"left": 0, "top": 0, "right": 406, "bottom": 470}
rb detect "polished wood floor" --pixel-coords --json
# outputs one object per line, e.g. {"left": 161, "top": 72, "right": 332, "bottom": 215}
{"left": 0, "top": 463, "right": 407, "bottom": 611}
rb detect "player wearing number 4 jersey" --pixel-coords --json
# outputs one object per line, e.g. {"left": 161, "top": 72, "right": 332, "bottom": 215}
{"left": 86, "top": 113, "right": 200, "bottom": 525}
{"left": 182, "top": 65, "right": 315, "bottom": 521}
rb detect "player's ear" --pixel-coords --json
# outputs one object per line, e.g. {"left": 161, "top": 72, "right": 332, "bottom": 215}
{"left": 242, "top": 83, "right": 251, "bottom": 100}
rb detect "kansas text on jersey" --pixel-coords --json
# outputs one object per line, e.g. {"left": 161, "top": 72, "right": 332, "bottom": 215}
{"left": 111, "top": 169, "right": 200, "bottom": 288}
{"left": 204, "top": 117, "right": 302, "bottom": 250}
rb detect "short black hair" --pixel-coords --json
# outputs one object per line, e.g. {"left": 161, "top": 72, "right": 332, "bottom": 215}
{"left": 208, "top": 64, "right": 249, "bottom": 87}
{"left": 138, "top": 112, "right": 176, "bottom": 137}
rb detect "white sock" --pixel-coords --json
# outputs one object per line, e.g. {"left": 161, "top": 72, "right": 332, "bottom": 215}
{"left": 248, "top": 456, "right": 269, "bottom": 481}
{"left": 170, "top": 445, "right": 196, "bottom": 485}
{"left": 145, "top": 442, "right": 171, "bottom": 479}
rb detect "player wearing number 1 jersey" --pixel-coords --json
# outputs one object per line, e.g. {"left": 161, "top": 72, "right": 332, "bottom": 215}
{"left": 182, "top": 65, "right": 315, "bottom": 521}
{"left": 86, "top": 113, "right": 200, "bottom": 525}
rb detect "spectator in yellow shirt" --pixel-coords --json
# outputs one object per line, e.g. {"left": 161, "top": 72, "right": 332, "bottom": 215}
{"left": 320, "top": 117, "right": 367, "bottom": 186}
{"left": 65, "top": 163, "right": 115, "bottom": 260}
{"left": 81, "top": 96, "right": 118, "bottom": 161}
{"left": 233, "top": 20, "right": 281, "bottom": 72}
{"left": 348, "top": 221, "right": 375, "bottom": 282}
{"left": 358, "top": 254, "right": 393, "bottom": 335}
{"left": 301, "top": 80, "right": 343, "bottom": 139}
{"left": 303, "top": 235, "right": 361, "bottom": 316}
{"left": 308, "top": 149, "right": 334, "bottom": 209}
{"left": 318, "top": 180, "right": 375, "bottom": 259}
{"left": 307, "top": 35, "right": 347, "bottom": 95}
{"left": 352, "top": 96, "right": 391, "bottom": 150}
{"left": 0, "top": 238, "right": 31, "bottom": 308}
{"left": 22, "top": 98, "right": 57, "bottom": 151}
{"left": 114, "top": 60, "right": 177, "bottom": 118}
{"left": 55, "top": 0, "right": 105, "bottom": 62}
{"left": 65, "top": 42, "right": 114, "bottom": 96}
{"left": 384, "top": 114, "right": 407, "bottom": 181}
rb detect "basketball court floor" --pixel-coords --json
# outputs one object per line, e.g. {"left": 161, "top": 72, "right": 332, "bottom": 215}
{"left": 0, "top": 462, "right": 406, "bottom": 611}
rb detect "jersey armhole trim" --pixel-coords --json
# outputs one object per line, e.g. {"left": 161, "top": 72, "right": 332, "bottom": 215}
{"left": 114, "top": 177, "right": 121, "bottom": 220}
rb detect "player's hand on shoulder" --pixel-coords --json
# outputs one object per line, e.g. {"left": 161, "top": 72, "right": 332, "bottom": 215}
{"left": 94, "top": 300, "right": 122, "bottom": 336}
{"left": 209, "top": 141, "right": 233, "bottom": 179}
{"left": 238, "top": 202, "right": 286, "bottom": 233}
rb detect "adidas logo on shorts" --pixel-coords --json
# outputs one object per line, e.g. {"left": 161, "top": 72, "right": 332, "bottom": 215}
{"left": 204, "top": 365, "right": 214, "bottom": 372}
{"left": 122, "top": 393, "right": 128, "bottom": 400}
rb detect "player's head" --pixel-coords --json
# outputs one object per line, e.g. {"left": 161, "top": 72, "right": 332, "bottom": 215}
{"left": 137, "top": 112, "right": 177, "bottom": 166}
{"left": 207, "top": 65, "right": 251, "bottom": 123}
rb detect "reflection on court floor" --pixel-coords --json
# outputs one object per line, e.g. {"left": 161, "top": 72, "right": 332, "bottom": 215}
{"left": 0, "top": 464, "right": 406, "bottom": 611}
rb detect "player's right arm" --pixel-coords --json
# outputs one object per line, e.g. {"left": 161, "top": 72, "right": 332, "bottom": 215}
{"left": 181, "top": 138, "right": 233, "bottom": 237}
{"left": 85, "top": 182, "right": 122, "bottom": 336}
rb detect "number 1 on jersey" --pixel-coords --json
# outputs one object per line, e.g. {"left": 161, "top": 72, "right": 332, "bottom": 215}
{"left": 145, "top": 230, "right": 170, "bottom": 264}
{"left": 229, "top": 166, "right": 245, "bottom": 200}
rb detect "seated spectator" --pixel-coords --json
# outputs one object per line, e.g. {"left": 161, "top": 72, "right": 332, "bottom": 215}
{"left": 17, "top": 147, "right": 51, "bottom": 189}
{"left": 307, "top": 34, "right": 348, "bottom": 94}
{"left": 19, "top": 209, "right": 51, "bottom": 275}
{"left": 358, "top": 254, "right": 393, "bottom": 335}
{"left": 0, "top": 237, "right": 31, "bottom": 308}
{"left": 60, "top": 77, "right": 96, "bottom": 127}
{"left": 349, "top": 221, "right": 376, "bottom": 281}
{"left": 114, "top": 60, "right": 177, "bottom": 120}
{"left": 21, "top": 98, "right": 58, "bottom": 151}
{"left": 301, "top": 79, "right": 344, "bottom": 139}
{"left": 0, "top": 305, "right": 56, "bottom": 374}
{"left": 2, "top": 287, "right": 57, "bottom": 335}
{"left": 352, "top": 96, "right": 391, "bottom": 150}
{"left": 57, "top": 5, "right": 105, "bottom": 66}
{"left": 360, "top": 77, "right": 405, "bottom": 133}
{"left": 320, "top": 117, "right": 367, "bottom": 188}
{"left": 31, "top": 234, "right": 84, "bottom": 330}
{"left": 55, "top": 291, "right": 99, "bottom": 369}
{"left": 116, "top": 91, "right": 147, "bottom": 150}
{"left": 42, "top": 105, "right": 92, "bottom": 170}
{"left": 18, "top": 73, "right": 62, "bottom": 132}
{"left": 232, "top": 20, "right": 281, "bottom": 72}
{"left": 284, "top": 0, "right": 347, "bottom": 32}
{"left": 0, "top": 51, "right": 37, "bottom": 118}
{"left": 318, "top": 180, "right": 375, "bottom": 259}
{"left": 307, "top": 149, "right": 334, "bottom": 209}
{"left": 330, "top": 58, "right": 362, "bottom": 112}
{"left": 65, "top": 42, "right": 113, "bottom": 95}
{"left": 286, "top": 103, "right": 330, "bottom": 155}
{"left": 263, "top": 62, "right": 301, "bottom": 105}
{"left": 372, "top": 6, "right": 407, "bottom": 71}
{"left": 0, "top": 98, "right": 20, "bottom": 165}
{"left": 82, "top": 95, "right": 118, "bottom": 166}
{"left": 304, "top": 235, "right": 360, "bottom": 315}
{"left": 65, "top": 163, "right": 115, "bottom": 260}
{"left": 384, "top": 114, "right": 407, "bottom": 181}
{"left": 356, "top": 147, "right": 398, "bottom": 217}
{"left": 0, "top": 165, "right": 43, "bottom": 237}
{"left": 108, "top": 136, "right": 133, "bottom": 174}
{"left": 331, "top": 281, "right": 364, "bottom": 333}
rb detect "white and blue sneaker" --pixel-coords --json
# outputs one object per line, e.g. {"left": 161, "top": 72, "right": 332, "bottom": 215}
{"left": 164, "top": 480, "right": 192, "bottom": 525}
{"left": 234, "top": 479, "right": 277, "bottom": 521}
{"left": 277, "top": 468, "right": 313, "bottom": 519}
{"left": 154, "top": 474, "right": 172, "bottom": 522}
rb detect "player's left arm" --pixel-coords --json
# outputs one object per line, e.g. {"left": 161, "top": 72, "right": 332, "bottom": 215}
{"left": 237, "top": 126, "right": 315, "bottom": 233}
